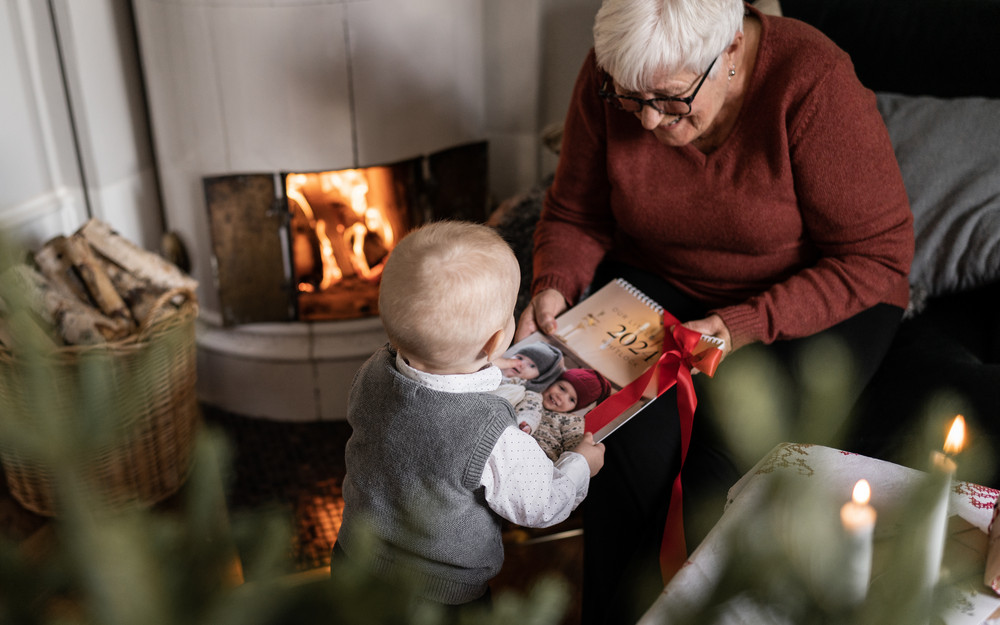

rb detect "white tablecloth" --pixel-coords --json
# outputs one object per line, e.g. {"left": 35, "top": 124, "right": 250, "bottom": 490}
{"left": 638, "top": 443, "right": 1000, "bottom": 625}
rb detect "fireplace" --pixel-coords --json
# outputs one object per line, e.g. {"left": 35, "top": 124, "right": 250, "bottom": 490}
{"left": 131, "top": 0, "right": 499, "bottom": 421}
{"left": 192, "top": 144, "right": 488, "bottom": 422}
{"left": 202, "top": 142, "right": 487, "bottom": 327}
{"left": 203, "top": 162, "right": 415, "bottom": 326}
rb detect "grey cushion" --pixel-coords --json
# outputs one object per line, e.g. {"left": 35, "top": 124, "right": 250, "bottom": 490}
{"left": 876, "top": 92, "right": 1000, "bottom": 305}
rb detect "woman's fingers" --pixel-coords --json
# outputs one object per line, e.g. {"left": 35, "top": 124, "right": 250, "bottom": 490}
{"left": 514, "top": 289, "right": 568, "bottom": 341}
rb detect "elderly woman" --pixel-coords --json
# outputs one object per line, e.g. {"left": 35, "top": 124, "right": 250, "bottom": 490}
{"left": 514, "top": 0, "right": 914, "bottom": 622}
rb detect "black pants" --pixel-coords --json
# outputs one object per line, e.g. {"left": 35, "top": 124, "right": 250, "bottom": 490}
{"left": 581, "top": 262, "right": 904, "bottom": 625}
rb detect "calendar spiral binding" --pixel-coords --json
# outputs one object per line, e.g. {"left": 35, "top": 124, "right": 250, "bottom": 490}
{"left": 614, "top": 278, "right": 664, "bottom": 314}
{"left": 614, "top": 278, "right": 726, "bottom": 349}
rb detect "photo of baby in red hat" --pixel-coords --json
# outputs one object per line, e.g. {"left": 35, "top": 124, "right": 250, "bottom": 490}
{"left": 527, "top": 368, "right": 613, "bottom": 462}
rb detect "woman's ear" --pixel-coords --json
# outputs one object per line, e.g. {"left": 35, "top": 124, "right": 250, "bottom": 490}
{"left": 726, "top": 29, "right": 744, "bottom": 59}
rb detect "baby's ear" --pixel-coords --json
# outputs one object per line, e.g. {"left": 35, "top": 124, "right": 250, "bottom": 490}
{"left": 481, "top": 328, "right": 507, "bottom": 361}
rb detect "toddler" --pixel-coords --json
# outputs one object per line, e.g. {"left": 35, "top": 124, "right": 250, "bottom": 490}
{"left": 335, "top": 221, "right": 605, "bottom": 608}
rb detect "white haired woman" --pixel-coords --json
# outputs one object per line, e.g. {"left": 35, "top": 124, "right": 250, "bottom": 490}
{"left": 514, "top": 0, "right": 914, "bottom": 622}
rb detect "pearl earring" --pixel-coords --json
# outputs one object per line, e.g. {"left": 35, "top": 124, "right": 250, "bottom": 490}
{"left": 728, "top": 65, "right": 736, "bottom": 80}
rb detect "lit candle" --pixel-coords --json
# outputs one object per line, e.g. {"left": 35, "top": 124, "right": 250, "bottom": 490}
{"left": 840, "top": 479, "right": 877, "bottom": 603}
{"left": 924, "top": 415, "right": 966, "bottom": 589}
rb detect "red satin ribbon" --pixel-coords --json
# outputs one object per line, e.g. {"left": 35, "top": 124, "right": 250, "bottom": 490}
{"left": 583, "top": 311, "right": 722, "bottom": 585}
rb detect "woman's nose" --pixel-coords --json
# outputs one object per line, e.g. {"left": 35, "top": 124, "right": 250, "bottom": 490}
{"left": 638, "top": 105, "right": 664, "bottom": 130}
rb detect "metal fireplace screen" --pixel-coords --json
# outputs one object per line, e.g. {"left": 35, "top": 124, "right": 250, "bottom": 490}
{"left": 203, "top": 141, "right": 488, "bottom": 326}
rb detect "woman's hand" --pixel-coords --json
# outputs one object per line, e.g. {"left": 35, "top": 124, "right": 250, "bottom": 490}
{"left": 514, "top": 289, "right": 568, "bottom": 342}
{"left": 682, "top": 314, "right": 733, "bottom": 360}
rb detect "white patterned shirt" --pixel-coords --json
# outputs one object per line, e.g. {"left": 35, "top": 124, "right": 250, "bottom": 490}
{"left": 395, "top": 352, "right": 589, "bottom": 527}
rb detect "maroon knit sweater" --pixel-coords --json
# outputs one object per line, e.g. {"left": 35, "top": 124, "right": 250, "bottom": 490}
{"left": 532, "top": 8, "right": 914, "bottom": 350}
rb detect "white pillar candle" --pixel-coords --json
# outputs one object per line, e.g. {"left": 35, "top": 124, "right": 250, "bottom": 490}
{"left": 840, "top": 479, "right": 877, "bottom": 604}
{"left": 923, "top": 450, "right": 955, "bottom": 589}
{"left": 923, "top": 416, "right": 965, "bottom": 591}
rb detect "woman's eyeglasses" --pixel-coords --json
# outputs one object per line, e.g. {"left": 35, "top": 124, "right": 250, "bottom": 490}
{"left": 599, "top": 57, "right": 718, "bottom": 117}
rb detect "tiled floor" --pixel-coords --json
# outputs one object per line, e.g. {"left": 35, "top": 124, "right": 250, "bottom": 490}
{"left": 0, "top": 404, "right": 585, "bottom": 624}
{"left": 205, "top": 407, "right": 350, "bottom": 572}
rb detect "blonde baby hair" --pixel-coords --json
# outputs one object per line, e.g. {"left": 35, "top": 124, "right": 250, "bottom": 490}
{"left": 379, "top": 221, "right": 520, "bottom": 369}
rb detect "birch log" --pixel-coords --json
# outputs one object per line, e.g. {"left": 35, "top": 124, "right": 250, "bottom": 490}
{"left": 0, "top": 265, "right": 129, "bottom": 345}
{"left": 96, "top": 255, "right": 165, "bottom": 326}
{"left": 33, "top": 235, "right": 93, "bottom": 304}
{"left": 77, "top": 219, "right": 198, "bottom": 293}
{"left": 62, "top": 234, "right": 135, "bottom": 329}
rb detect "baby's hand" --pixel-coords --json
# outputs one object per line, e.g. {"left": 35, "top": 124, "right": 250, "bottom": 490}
{"left": 573, "top": 432, "right": 606, "bottom": 477}
{"left": 492, "top": 356, "right": 519, "bottom": 370}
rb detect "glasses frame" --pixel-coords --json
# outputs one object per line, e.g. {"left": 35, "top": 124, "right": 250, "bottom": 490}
{"left": 599, "top": 57, "right": 718, "bottom": 117}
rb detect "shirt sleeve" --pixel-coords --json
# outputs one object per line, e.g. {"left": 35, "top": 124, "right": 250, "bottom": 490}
{"left": 480, "top": 426, "right": 590, "bottom": 528}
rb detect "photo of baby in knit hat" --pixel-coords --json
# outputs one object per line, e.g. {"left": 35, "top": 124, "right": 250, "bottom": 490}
{"left": 494, "top": 342, "right": 568, "bottom": 434}
{"left": 496, "top": 342, "right": 566, "bottom": 392}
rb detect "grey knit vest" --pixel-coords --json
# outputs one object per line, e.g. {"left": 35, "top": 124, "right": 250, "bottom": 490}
{"left": 338, "top": 345, "right": 516, "bottom": 604}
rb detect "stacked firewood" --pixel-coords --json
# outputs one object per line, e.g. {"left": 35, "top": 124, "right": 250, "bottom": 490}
{"left": 0, "top": 218, "right": 198, "bottom": 352}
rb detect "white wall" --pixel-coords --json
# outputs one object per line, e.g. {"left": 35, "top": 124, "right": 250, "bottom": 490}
{"left": 132, "top": 0, "right": 492, "bottom": 317}
{"left": 0, "top": 0, "right": 161, "bottom": 255}
{"left": 51, "top": 0, "right": 162, "bottom": 247}
{"left": 486, "top": 0, "right": 601, "bottom": 196}
{"left": 537, "top": 0, "right": 603, "bottom": 177}
{"left": 0, "top": 0, "right": 88, "bottom": 250}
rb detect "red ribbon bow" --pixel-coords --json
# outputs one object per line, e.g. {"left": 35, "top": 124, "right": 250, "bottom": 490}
{"left": 584, "top": 311, "right": 722, "bottom": 584}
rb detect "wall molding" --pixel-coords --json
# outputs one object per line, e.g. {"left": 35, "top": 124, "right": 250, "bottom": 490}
{"left": 0, "top": 186, "right": 82, "bottom": 232}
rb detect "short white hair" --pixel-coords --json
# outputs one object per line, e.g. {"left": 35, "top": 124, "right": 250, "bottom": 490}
{"left": 594, "top": 0, "right": 745, "bottom": 91}
{"left": 378, "top": 221, "right": 519, "bottom": 369}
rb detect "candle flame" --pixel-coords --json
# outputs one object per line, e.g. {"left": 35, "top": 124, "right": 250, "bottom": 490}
{"left": 943, "top": 415, "right": 966, "bottom": 455}
{"left": 852, "top": 479, "right": 871, "bottom": 505}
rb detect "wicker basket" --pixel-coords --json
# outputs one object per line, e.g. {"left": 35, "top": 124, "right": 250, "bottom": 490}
{"left": 0, "top": 288, "right": 199, "bottom": 516}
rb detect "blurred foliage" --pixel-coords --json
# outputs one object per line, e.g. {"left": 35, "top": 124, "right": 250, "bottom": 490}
{"left": 0, "top": 423, "right": 571, "bottom": 625}
{"left": 648, "top": 467, "right": 974, "bottom": 625}
{"left": 0, "top": 229, "right": 994, "bottom": 625}
{"left": 0, "top": 231, "right": 570, "bottom": 625}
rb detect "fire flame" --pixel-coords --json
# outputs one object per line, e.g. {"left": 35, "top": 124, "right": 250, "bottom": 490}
{"left": 852, "top": 479, "right": 871, "bottom": 506}
{"left": 314, "top": 220, "right": 342, "bottom": 289}
{"left": 286, "top": 167, "right": 398, "bottom": 291}
{"left": 943, "top": 415, "right": 966, "bottom": 456}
